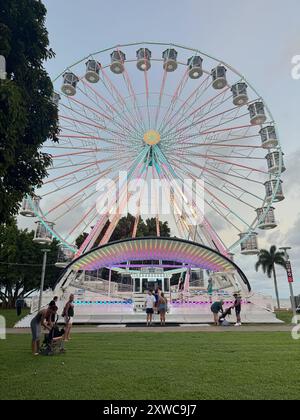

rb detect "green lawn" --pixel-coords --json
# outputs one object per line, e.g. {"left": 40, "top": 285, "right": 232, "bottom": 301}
{"left": 275, "top": 311, "right": 294, "bottom": 325}
{"left": 1, "top": 332, "right": 300, "bottom": 400}
{"left": 0, "top": 308, "right": 30, "bottom": 328}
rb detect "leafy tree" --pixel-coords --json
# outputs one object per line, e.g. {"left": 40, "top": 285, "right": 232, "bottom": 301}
{"left": 0, "top": 0, "right": 59, "bottom": 223}
{"left": 75, "top": 215, "right": 171, "bottom": 248}
{"left": 143, "top": 218, "right": 171, "bottom": 237}
{"left": 255, "top": 245, "right": 287, "bottom": 309}
{"left": 0, "top": 220, "right": 61, "bottom": 308}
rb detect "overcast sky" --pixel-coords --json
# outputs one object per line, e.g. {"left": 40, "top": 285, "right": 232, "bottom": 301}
{"left": 38, "top": 0, "right": 300, "bottom": 298}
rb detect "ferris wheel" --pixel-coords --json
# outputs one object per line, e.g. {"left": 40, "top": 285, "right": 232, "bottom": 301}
{"left": 20, "top": 42, "right": 285, "bottom": 264}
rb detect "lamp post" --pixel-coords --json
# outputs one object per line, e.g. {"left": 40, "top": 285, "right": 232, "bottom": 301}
{"left": 38, "top": 249, "right": 51, "bottom": 311}
{"left": 0, "top": 55, "right": 7, "bottom": 80}
{"left": 279, "top": 247, "right": 297, "bottom": 319}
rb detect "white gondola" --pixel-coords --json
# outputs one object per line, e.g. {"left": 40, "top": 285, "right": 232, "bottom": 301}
{"left": 61, "top": 72, "right": 79, "bottom": 96}
{"left": 136, "top": 48, "right": 151, "bottom": 71}
{"left": 260, "top": 126, "right": 278, "bottom": 149}
{"left": 55, "top": 244, "right": 76, "bottom": 268}
{"left": 20, "top": 196, "right": 41, "bottom": 217}
{"left": 239, "top": 232, "right": 259, "bottom": 255}
{"left": 266, "top": 151, "right": 286, "bottom": 174}
{"left": 162, "top": 49, "right": 178, "bottom": 72}
{"left": 256, "top": 207, "right": 277, "bottom": 230}
{"left": 187, "top": 55, "right": 203, "bottom": 79}
{"left": 33, "top": 221, "right": 54, "bottom": 245}
{"left": 265, "top": 179, "right": 285, "bottom": 203}
{"left": 51, "top": 92, "right": 61, "bottom": 106}
{"left": 211, "top": 66, "right": 227, "bottom": 89}
{"left": 248, "top": 101, "right": 267, "bottom": 125}
{"left": 85, "top": 60, "right": 101, "bottom": 83}
{"left": 110, "top": 50, "right": 126, "bottom": 74}
{"left": 231, "top": 82, "right": 248, "bottom": 106}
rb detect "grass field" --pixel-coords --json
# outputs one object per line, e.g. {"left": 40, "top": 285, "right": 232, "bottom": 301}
{"left": 0, "top": 309, "right": 30, "bottom": 328}
{"left": 1, "top": 332, "right": 300, "bottom": 400}
{"left": 275, "top": 311, "right": 294, "bottom": 325}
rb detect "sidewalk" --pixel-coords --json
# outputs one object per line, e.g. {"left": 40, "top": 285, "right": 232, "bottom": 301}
{"left": 6, "top": 325, "right": 293, "bottom": 334}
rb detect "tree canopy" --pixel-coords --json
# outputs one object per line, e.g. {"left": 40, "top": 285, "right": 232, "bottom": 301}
{"left": 75, "top": 214, "right": 171, "bottom": 249}
{"left": 0, "top": 220, "right": 61, "bottom": 308}
{"left": 255, "top": 245, "right": 287, "bottom": 309}
{"left": 0, "top": 0, "right": 59, "bottom": 223}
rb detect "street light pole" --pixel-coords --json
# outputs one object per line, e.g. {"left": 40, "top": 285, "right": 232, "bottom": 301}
{"left": 279, "top": 247, "right": 297, "bottom": 319}
{"left": 38, "top": 249, "right": 51, "bottom": 311}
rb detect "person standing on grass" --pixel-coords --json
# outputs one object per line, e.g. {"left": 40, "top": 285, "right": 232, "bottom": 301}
{"left": 154, "top": 287, "right": 161, "bottom": 314}
{"left": 210, "top": 300, "right": 224, "bottom": 326}
{"left": 158, "top": 293, "right": 168, "bottom": 326}
{"left": 63, "top": 294, "right": 75, "bottom": 341}
{"left": 207, "top": 279, "right": 213, "bottom": 303}
{"left": 16, "top": 295, "right": 25, "bottom": 317}
{"left": 232, "top": 293, "right": 242, "bottom": 327}
{"left": 30, "top": 306, "right": 58, "bottom": 355}
{"left": 49, "top": 296, "right": 59, "bottom": 323}
{"left": 145, "top": 290, "right": 156, "bottom": 326}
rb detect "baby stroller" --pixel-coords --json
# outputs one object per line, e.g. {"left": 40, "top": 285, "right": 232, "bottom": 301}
{"left": 219, "top": 307, "right": 232, "bottom": 327}
{"left": 40, "top": 324, "right": 66, "bottom": 356}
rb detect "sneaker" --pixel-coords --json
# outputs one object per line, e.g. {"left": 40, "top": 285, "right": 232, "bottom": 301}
{"left": 234, "top": 323, "right": 241, "bottom": 327}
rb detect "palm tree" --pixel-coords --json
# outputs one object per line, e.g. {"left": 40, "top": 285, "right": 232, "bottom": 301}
{"left": 255, "top": 246, "right": 287, "bottom": 309}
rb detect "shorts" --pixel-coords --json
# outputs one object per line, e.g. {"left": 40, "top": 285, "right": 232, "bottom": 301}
{"left": 235, "top": 306, "right": 241, "bottom": 315}
{"left": 30, "top": 320, "right": 41, "bottom": 342}
{"left": 65, "top": 316, "right": 74, "bottom": 325}
{"left": 146, "top": 308, "right": 154, "bottom": 315}
{"left": 159, "top": 305, "right": 166, "bottom": 314}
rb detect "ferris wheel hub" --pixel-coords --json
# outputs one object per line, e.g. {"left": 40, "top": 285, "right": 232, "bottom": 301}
{"left": 143, "top": 130, "right": 161, "bottom": 146}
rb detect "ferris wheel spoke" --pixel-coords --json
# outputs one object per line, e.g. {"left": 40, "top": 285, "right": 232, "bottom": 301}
{"left": 169, "top": 154, "right": 266, "bottom": 200}
{"left": 168, "top": 141, "right": 262, "bottom": 153}
{"left": 164, "top": 104, "right": 248, "bottom": 144}
{"left": 157, "top": 68, "right": 189, "bottom": 133}
{"left": 131, "top": 154, "right": 151, "bottom": 238}
{"left": 159, "top": 74, "right": 212, "bottom": 135}
{"left": 172, "top": 115, "right": 261, "bottom": 151}
{"left": 155, "top": 153, "right": 229, "bottom": 253}
{"left": 122, "top": 64, "right": 147, "bottom": 132}
{"left": 143, "top": 68, "right": 151, "bottom": 130}
{"left": 172, "top": 150, "right": 268, "bottom": 175}
{"left": 80, "top": 78, "right": 143, "bottom": 138}
{"left": 169, "top": 158, "right": 253, "bottom": 230}
{"left": 59, "top": 115, "right": 129, "bottom": 140}
{"left": 41, "top": 156, "right": 132, "bottom": 198}
{"left": 99, "top": 150, "right": 150, "bottom": 245}
{"left": 154, "top": 69, "right": 168, "bottom": 129}
{"left": 62, "top": 93, "right": 141, "bottom": 142}
{"left": 57, "top": 132, "right": 141, "bottom": 150}
{"left": 162, "top": 86, "right": 231, "bottom": 141}
{"left": 162, "top": 123, "right": 255, "bottom": 148}
{"left": 43, "top": 154, "right": 129, "bottom": 186}
{"left": 100, "top": 67, "right": 146, "bottom": 135}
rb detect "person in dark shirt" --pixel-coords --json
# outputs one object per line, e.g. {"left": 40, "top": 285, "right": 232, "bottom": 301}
{"left": 232, "top": 294, "right": 242, "bottom": 327}
{"left": 49, "top": 296, "right": 59, "bottom": 323}
{"left": 16, "top": 295, "right": 25, "bottom": 317}
{"left": 210, "top": 300, "right": 224, "bottom": 326}
{"left": 63, "top": 294, "right": 75, "bottom": 341}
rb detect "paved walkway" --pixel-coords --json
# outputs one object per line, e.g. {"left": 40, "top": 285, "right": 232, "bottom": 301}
{"left": 6, "top": 325, "right": 293, "bottom": 334}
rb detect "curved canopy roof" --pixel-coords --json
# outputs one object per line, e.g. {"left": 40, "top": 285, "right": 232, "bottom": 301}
{"left": 69, "top": 237, "right": 251, "bottom": 291}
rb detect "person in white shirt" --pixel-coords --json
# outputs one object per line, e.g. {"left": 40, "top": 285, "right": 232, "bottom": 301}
{"left": 145, "top": 290, "right": 156, "bottom": 326}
